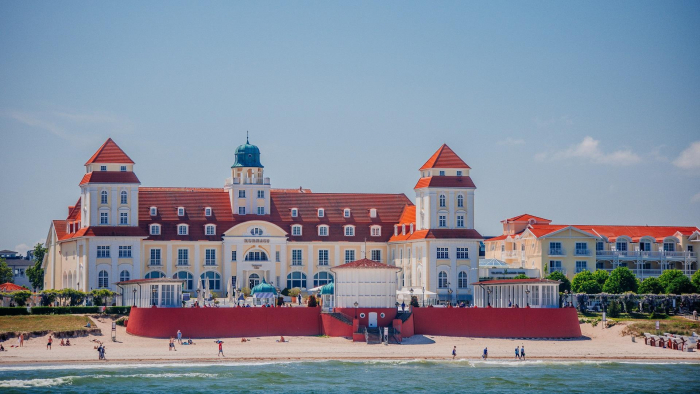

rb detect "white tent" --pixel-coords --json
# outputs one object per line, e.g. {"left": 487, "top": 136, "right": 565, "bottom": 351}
{"left": 227, "top": 280, "right": 233, "bottom": 305}
{"left": 197, "top": 279, "right": 204, "bottom": 306}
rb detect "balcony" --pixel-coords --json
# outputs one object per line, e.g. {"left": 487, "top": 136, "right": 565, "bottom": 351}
{"left": 147, "top": 259, "right": 162, "bottom": 266}
{"left": 177, "top": 260, "right": 189, "bottom": 266}
{"left": 548, "top": 248, "right": 566, "bottom": 256}
{"left": 292, "top": 261, "right": 303, "bottom": 266}
{"left": 596, "top": 251, "right": 697, "bottom": 260}
{"left": 225, "top": 176, "right": 271, "bottom": 187}
{"left": 574, "top": 249, "right": 592, "bottom": 256}
{"left": 203, "top": 259, "right": 217, "bottom": 266}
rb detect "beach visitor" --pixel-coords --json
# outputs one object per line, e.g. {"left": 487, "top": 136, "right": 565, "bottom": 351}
{"left": 66, "top": 339, "right": 71, "bottom": 346}
{"left": 482, "top": 347, "right": 488, "bottom": 360}
{"left": 0, "top": 344, "right": 4, "bottom": 351}
{"left": 19, "top": 333, "right": 24, "bottom": 347}
{"left": 47, "top": 335, "right": 53, "bottom": 350}
{"left": 694, "top": 310, "right": 698, "bottom": 321}
{"left": 177, "top": 330, "right": 182, "bottom": 344}
{"left": 60, "top": 339, "right": 65, "bottom": 346}
{"left": 401, "top": 301, "right": 406, "bottom": 312}
{"left": 452, "top": 346, "right": 457, "bottom": 360}
{"left": 276, "top": 336, "right": 287, "bottom": 343}
{"left": 297, "top": 294, "right": 302, "bottom": 305}
{"left": 515, "top": 346, "right": 519, "bottom": 359}
{"left": 169, "top": 337, "right": 176, "bottom": 351}
{"left": 521, "top": 345, "right": 525, "bottom": 360}
{"left": 218, "top": 341, "right": 224, "bottom": 357}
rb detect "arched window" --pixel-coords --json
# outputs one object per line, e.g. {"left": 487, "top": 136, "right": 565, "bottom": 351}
{"left": 248, "top": 273, "right": 260, "bottom": 288}
{"left": 438, "top": 271, "right": 448, "bottom": 288}
{"left": 458, "top": 271, "right": 468, "bottom": 288}
{"left": 439, "top": 194, "right": 446, "bottom": 207}
{"left": 100, "top": 190, "right": 108, "bottom": 204}
{"left": 145, "top": 271, "right": 165, "bottom": 279}
{"left": 245, "top": 250, "right": 268, "bottom": 261}
{"left": 457, "top": 194, "right": 464, "bottom": 208}
{"left": 120, "top": 270, "right": 130, "bottom": 282}
{"left": 200, "top": 271, "right": 221, "bottom": 291}
{"left": 173, "top": 271, "right": 194, "bottom": 291}
{"left": 287, "top": 271, "right": 307, "bottom": 289}
{"left": 120, "top": 190, "right": 128, "bottom": 204}
{"left": 313, "top": 272, "right": 334, "bottom": 287}
{"left": 98, "top": 270, "right": 109, "bottom": 288}
{"left": 250, "top": 227, "right": 263, "bottom": 236}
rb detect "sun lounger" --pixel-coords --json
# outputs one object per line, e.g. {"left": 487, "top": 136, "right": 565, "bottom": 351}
{"left": 644, "top": 333, "right": 652, "bottom": 345}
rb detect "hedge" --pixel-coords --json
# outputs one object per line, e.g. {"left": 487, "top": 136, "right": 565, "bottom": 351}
{"left": 30, "top": 307, "right": 101, "bottom": 315}
{"left": 0, "top": 307, "right": 31, "bottom": 316}
{"left": 105, "top": 306, "right": 131, "bottom": 315}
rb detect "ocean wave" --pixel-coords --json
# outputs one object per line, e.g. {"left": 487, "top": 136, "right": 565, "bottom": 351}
{"left": 0, "top": 361, "right": 292, "bottom": 372}
{"left": 0, "top": 377, "right": 72, "bottom": 388}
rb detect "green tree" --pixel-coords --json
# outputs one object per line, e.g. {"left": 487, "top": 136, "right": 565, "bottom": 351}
{"left": 572, "top": 270, "right": 594, "bottom": 293}
{"left": 26, "top": 243, "right": 48, "bottom": 291}
{"left": 606, "top": 299, "right": 621, "bottom": 318}
{"left": 692, "top": 270, "right": 700, "bottom": 293}
{"left": 638, "top": 277, "right": 664, "bottom": 294}
{"left": 602, "top": 267, "right": 638, "bottom": 294}
{"left": 90, "top": 289, "right": 115, "bottom": 306}
{"left": 658, "top": 269, "right": 695, "bottom": 294}
{"left": 60, "top": 288, "right": 86, "bottom": 306}
{"left": 592, "top": 270, "right": 609, "bottom": 286}
{"left": 513, "top": 274, "right": 529, "bottom": 279}
{"left": 12, "top": 290, "right": 32, "bottom": 306}
{"left": 546, "top": 271, "right": 571, "bottom": 293}
{"left": 0, "top": 258, "right": 13, "bottom": 284}
{"left": 579, "top": 280, "right": 602, "bottom": 294}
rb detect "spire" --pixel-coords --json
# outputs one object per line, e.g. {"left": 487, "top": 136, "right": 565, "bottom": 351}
{"left": 246, "top": 131, "right": 249, "bottom": 144}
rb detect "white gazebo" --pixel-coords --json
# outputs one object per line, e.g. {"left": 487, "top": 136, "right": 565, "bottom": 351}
{"left": 472, "top": 279, "right": 560, "bottom": 308}
{"left": 331, "top": 258, "right": 401, "bottom": 308}
{"left": 117, "top": 278, "right": 185, "bottom": 308}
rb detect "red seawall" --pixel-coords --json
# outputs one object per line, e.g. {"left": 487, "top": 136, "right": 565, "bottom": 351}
{"left": 412, "top": 308, "right": 581, "bottom": 338}
{"left": 320, "top": 314, "right": 353, "bottom": 337}
{"left": 127, "top": 307, "right": 321, "bottom": 338}
{"left": 333, "top": 308, "right": 397, "bottom": 328}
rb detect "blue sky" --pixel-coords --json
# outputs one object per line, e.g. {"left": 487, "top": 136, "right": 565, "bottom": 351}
{"left": 1, "top": 1, "right": 699, "bottom": 255}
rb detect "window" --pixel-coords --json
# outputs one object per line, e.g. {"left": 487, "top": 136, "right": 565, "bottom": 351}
{"left": 120, "top": 212, "right": 128, "bottom": 225}
{"left": 689, "top": 245, "right": 694, "bottom": 253}
{"left": 371, "top": 226, "right": 381, "bottom": 237}
{"left": 292, "top": 225, "right": 302, "bottom": 236}
{"left": 205, "top": 207, "right": 212, "bottom": 216}
{"left": 439, "top": 194, "right": 446, "bottom": 207}
{"left": 457, "top": 195, "right": 464, "bottom": 207}
{"left": 371, "top": 249, "right": 381, "bottom": 262}
{"left": 238, "top": 207, "right": 246, "bottom": 215}
{"left": 120, "top": 165, "right": 126, "bottom": 172}
{"left": 640, "top": 242, "right": 651, "bottom": 251}
{"left": 231, "top": 251, "right": 237, "bottom": 261}
{"left": 150, "top": 207, "right": 157, "bottom": 216}
{"left": 287, "top": 271, "right": 307, "bottom": 289}
{"left": 596, "top": 241, "right": 604, "bottom": 251}
{"left": 438, "top": 271, "right": 448, "bottom": 288}
{"left": 456, "top": 247, "right": 468, "bottom": 259}
{"left": 663, "top": 242, "right": 675, "bottom": 252}
{"left": 178, "top": 224, "right": 188, "bottom": 235}
{"left": 100, "top": 212, "right": 109, "bottom": 225}
{"left": 318, "top": 208, "right": 324, "bottom": 217}
{"left": 343, "top": 209, "right": 351, "bottom": 218}
{"left": 275, "top": 251, "right": 280, "bottom": 262}
{"left": 437, "top": 247, "right": 449, "bottom": 259}
{"left": 549, "top": 242, "right": 563, "bottom": 255}
{"left": 98, "top": 270, "right": 109, "bottom": 288}
{"left": 245, "top": 251, "right": 268, "bottom": 261}
{"left": 100, "top": 165, "right": 107, "bottom": 171}
{"left": 457, "top": 170, "right": 462, "bottom": 176}
{"left": 118, "top": 246, "right": 132, "bottom": 258}
{"left": 575, "top": 261, "right": 588, "bottom": 273}
{"left": 150, "top": 249, "right": 161, "bottom": 265}
{"left": 200, "top": 271, "right": 221, "bottom": 291}
{"left": 291, "top": 208, "right": 298, "bottom": 217}
{"left": 257, "top": 190, "right": 265, "bottom": 199}
{"left": 150, "top": 284, "right": 158, "bottom": 306}
{"left": 344, "top": 226, "right": 355, "bottom": 236}
{"left": 178, "top": 207, "right": 185, "bottom": 216}
{"left": 205, "top": 249, "right": 216, "bottom": 265}
{"left": 145, "top": 271, "right": 165, "bottom": 279}
{"left": 596, "top": 261, "right": 605, "bottom": 270}
{"left": 344, "top": 249, "right": 355, "bottom": 263}
{"left": 575, "top": 242, "right": 588, "bottom": 255}
{"left": 120, "top": 270, "right": 130, "bottom": 282}
{"left": 313, "top": 272, "right": 334, "bottom": 287}
{"left": 439, "top": 171, "right": 445, "bottom": 176}
{"left": 616, "top": 241, "right": 627, "bottom": 252}
{"left": 97, "top": 246, "right": 110, "bottom": 258}
{"left": 205, "top": 225, "right": 216, "bottom": 235}
{"left": 458, "top": 271, "right": 468, "bottom": 288}
{"left": 439, "top": 215, "right": 446, "bottom": 227}
{"left": 248, "top": 273, "right": 260, "bottom": 288}
{"left": 369, "top": 208, "right": 377, "bottom": 218}
{"left": 456, "top": 215, "right": 464, "bottom": 228}
{"left": 250, "top": 227, "right": 263, "bottom": 236}
{"left": 318, "top": 250, "right": 329, "bottom": 265}
{"left": 177, "top": 249, "right": 189, "bottom": 265}
{"left": 238, "top": 190, "right": 245, "bottom": 198}
{"left": 257, "top": 206, "right": 265, "bottom": 215}
{"left": 150, "top": 224, "right": 160, "bottom": 235}
{"left": 173, "top": 271, "right": 193, "bottom": 291}
{"left": 292, "top": 249, "right": 302, "bottom": 265}
{"left": 161, "top": 284, "right": 175, "bottom": 306}
{"left": 101, "top": 190, "right": 108, "bottom": 204}
{"left": 120, "top": 190, "right": 128, "bottom": 204}
{"left": 318, "top": 225, "right": 329, "bottom": 236}
{"left": 549, "top": 260, "right": 562, "bottom": 273}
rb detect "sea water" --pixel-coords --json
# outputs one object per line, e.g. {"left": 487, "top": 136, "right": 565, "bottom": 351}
{"left": 0, "top": 360, "right": 697, "bottom": 393}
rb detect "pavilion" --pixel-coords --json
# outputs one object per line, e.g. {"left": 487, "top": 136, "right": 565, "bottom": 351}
{"left": 472, "top": 278, "right": 560, "bottom": 308}
{"left": 250, "top": 278, "right": 277, "bottom": 306}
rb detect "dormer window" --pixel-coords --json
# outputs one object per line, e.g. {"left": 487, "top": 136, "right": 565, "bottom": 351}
{"left": 318, "top": 225, "right": 329, "bottom": 236}
{"left": 394, "top": 225, "right": 398, "bottom": 236}
{"left": 291, "top": 208, "right": 298, "bottom": 218}
{"left": 178, "top": 207, "right": 185, "bottom": 216}
{"left": 371, "top": 225, "right": 381, "bottom": 237}
{"left": 205, "top": 224, "right": 216, "bottom": 236}
{"left": 344, "top": 225, "right": 355, "bottom": 237}
{"left": 205, "top": 207, "right": 212, "bottom": 217}
{"left": 292, "top": 225, "right": 302, "bottom": 236}
{"left": 178, "top": 224, "right": 189, "bottom": 235}
{"left": 100, "top": 165, "right": 107, "bottom": 171}
{"left": 150, "top": 207, "right": 157, "bottom": 216}
{"left": 150, "top": 224, "right": 161, "bottom": 235}
{"left": 369, "top": 208, "right": 377, "bottom": 218}
{"left": 439, "top": 171, "right": 445, "bottom": 176}
{"left": 457, "top": 170, "right": 462, "bottom": 176}
{"left": 343, "top": 209, "right": 351, "bottom": 218}
{"left": 409, "top": 223, "right": 414, "bottom": 234}
{"left": 318, "top": 208, "right": 324, "bottom": 218}
{"left": 120, "top": 165, "right": 126, "bottom": 172}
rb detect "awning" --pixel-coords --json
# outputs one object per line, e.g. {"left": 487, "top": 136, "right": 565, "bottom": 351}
{"left": 253, "top": 292, "right": 276, "bottom": 299}
{"left": 479, "top": 259, "right": 509, "bottom": 268}
{"left": 396, "top": 289, "right": 437, "bottom": 296}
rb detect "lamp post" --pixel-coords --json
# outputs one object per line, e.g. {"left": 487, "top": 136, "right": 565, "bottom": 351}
{"left": 132, "top": 288, "right": 137, "bottom": 307}
{"left": 564, "top": 290, "right": 569, "bottom": 307}
{"left": 409, "top": 287, "right": 414, "bottom": 308}
{"left": 354, "top": 301, "right": 359, "bottom": 319}
{"left": 395, "top": 301, "right": 400, "bottom": 313}
{"left": 525, "top": 287, "right": 530, "bottom": 307}
{"left": 447, "top": 282, "right": 453, "bottom": 306}
{"left": 422, "top": 286, "right": 426, "bottom": 307}
{"left": 487, "top": 288, "right": 492, "bottom": 307}
{"left": 152, "top": 286, "right": 158, "bottom": 307}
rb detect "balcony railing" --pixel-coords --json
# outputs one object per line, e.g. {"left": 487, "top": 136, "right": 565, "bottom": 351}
{"left": 548, "top": 248, "right": 566, "bottom": 256}
{"left": 292, "top": 261, "right": 303, "bottom": 266}
{"left": 596, "top": 251, "right": 697, "bottom": 259}
{"left": 226, "top": 176, "right": 271, "bottom": 186}
{"left": 177, "top": 260, "right": 189, "bottom": 266}
{"left": 147, "top": 259, "right": 162, "bottom": 266}
{"left": 574, "top": 249, "right": 592, "bottom": 256}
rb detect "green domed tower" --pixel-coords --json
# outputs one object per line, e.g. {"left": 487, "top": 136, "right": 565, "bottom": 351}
{"left": 232, "top": 135, "right": 264, "bottom": 168}
{"left": 225, "top": 133, "right": 271, "bottom": 217}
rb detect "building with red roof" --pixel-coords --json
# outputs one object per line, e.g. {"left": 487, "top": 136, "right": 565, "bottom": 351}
{"left": 43, "top": 138, "right": 482, "bottom": 305}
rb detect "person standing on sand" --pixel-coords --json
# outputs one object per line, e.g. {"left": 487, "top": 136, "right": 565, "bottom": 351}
{"left": 47, "top": 335, "right": 53, "bottom": 350}
{"left": 218, "top": 341, "right": 224, "bottom": 357}
{"left": 169, "top": 337, "right": 177, "bottom": 351}
{"left": 520, "top": 345, "right": 525, "bottom": 360}
{"left": 515, "top": 346, "right": 519, "bottom": 359}
{"left": 452, "top": 346, "right": 457, "bottom": 360}
{"left": 482, "top": 347, "right": 488, "bottom": 360}
{"left": 19, "top": 333, "right": 24, "bottom": 347}
{"left": 177, "top": 330, "right": 182, "bottom": 344}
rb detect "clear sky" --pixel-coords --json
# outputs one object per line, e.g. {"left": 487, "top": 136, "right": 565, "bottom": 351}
{"left": 1, "top": 1, "right": 699, "bottom": 255}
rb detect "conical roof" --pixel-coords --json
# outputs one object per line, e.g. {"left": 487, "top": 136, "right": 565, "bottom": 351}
{"left": 251, "top": 278, "right": 276, "bottom": 295}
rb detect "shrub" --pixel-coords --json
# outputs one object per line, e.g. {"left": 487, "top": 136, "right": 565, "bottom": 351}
{"left": 105, "top": 306, "right": 131, "bottom": 315}
{"left": 639, "top": 277, "right": 664, "bottom": 294}
{"left": 606, "top": 300, "right": 621, "bottom": 318}
{"left": 602, "top": 267, "right": 638, "bottom": 294}
{"left": 572, "top": 271, "right": 595, "bottom": 293}
{"left": 307, "top": 295, "right": 317, "bottom": 307}
{"left": 41, "top": 289, "right": 59, "bottom": 306}
{"left": 592, "top": 270, "right": 609, "bottom": 286}
{"left": 546, "top": 271, "right": 571, "bottom": 293}
{"left": 90, "top": 289, "right": 115, "bottom": 306}
{"left": 115, "top": 316, "right": 128, "bottom": 326}
{"left": 30, "top": 306, "right": 100, "bottom": 315}
{"left": 280, "top": 288, "right": 290, "bottom": 296}
{"left": 658, "top": 270, "right": 694, "bottom": 294}
{"left": 60, "top": 289, "right": 87, "bottom": 306}
{"left": 12, "top": 290, "right": 33, "bottom": 306}
{"left": 692, "top": 271, "right": 700, "bottom": 293}
{"left": 579, "top": 280, "right": 602, "bottom": 294}
{"left": 210, "top": 292, "right": 220, "bottom": 299}
{"left": 0, "top": 307, "right": 30, "bottom": 315}
{"left": 288, "top": 288, "right": 301, "bottom": 297}
{"left": 513, "top": 274, "right": 529, "bottom": 279}
{"left": 241, "top": 287, "right": 252, "bottom": 297}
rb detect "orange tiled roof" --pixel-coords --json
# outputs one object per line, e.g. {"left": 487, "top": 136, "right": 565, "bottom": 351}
{"left": 84, "top": 138, "right": 134, "bottom": 165}
{"left": 332, "top": 258, "right": 400, "bottom": 270}
{"left": 79, "top": 171, "right": 140, "bottom": 185}
{"left": 502, "top": 214, "right": 551, "bottom": 223}
{"left": 396, "top": 205, "right": 416, "bottom": 225}
{"left": 527, "top": 224, "right": 570, "bottom": 238}
{"left": 389, "top": 228, "right": 482, "bottom": 242}
{"left": 572, "top": 225, "right": 699, "bottom": 243}
{"left": 0, "top": 283, "right": 27, "bottom": 292}
{"left": 419, "top": 144, "right": 470, "bottom": 170}
{"left": 414, "top": 176, "right": 476, "bottom": 189}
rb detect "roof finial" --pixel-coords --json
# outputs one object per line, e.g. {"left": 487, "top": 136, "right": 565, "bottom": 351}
{"left": 246, "top": 131, "right": 249, "bottom": 144}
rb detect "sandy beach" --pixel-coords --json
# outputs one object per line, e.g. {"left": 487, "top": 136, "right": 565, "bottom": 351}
{"left": 0, "top": 317, "right": 698, "bottom": 366}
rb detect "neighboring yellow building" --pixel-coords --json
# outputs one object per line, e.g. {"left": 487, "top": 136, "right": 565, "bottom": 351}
{"left": 484, "top": 214, "right": 699, "bottom": 279}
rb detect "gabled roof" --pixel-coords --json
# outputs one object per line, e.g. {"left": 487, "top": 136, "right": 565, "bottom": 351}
{"left": 396, "top": 205, "right": 416, "bottom": 225}
{"left": 0, "top": 283, "right": 27, "bottom": 292}
{"left": 84, "top": 138, "right": 134, "bottom": 165}
{"left": 389, "top": 228, "right": 483, "bottom": 242}
{"left": 419, "top": 144, "right": 470, "bottom": 170}
{"left": 414, "top": 176, "right": 476, "bottom": 189}
{"left": 502, "top": 214, "right": 551, "bottom": 223}
{"left": 79, "top": 171, "right": 140, "bottom": 185}
{"left": 572, "top": 225, "right": 700, "bottom": 243}
{"left": 332, "top": 258, "right": 400, "bottom": 270}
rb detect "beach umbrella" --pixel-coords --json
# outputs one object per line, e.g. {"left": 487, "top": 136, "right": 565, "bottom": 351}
{"left": 205, "top": 277, "right": 210, "bottom": 300}
{"left": 197, "top": 279, "right": 204, "bottom": 306}
{"left": 227, "top": 280, "right": 233, "bottom": 305}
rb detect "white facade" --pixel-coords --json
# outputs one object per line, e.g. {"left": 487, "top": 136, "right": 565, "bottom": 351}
{"left": 332, "top": 264, "right": 401, "bottom": 308}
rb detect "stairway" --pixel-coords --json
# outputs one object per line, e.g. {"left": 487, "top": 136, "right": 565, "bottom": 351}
{"left": 328, "top": 312, "right": 353, "bottom": 326}
{"left": 396, "top": 311, "right": 412, "bottom": 323}
{"left": 364, "top": 327, "right": 381, "bottom": 344}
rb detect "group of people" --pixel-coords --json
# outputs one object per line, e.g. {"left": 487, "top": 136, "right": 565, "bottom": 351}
{"left": 515, "top": 345, "right": 526, "bottom": 360}
{"left": 450, "top": 346, "right": 525, "bottom": 360}
{"left": 59, "top": 338, "right": 71, "bottom": 346}
{"left": 91, "top": 339, "right": 106, "bottom": 360}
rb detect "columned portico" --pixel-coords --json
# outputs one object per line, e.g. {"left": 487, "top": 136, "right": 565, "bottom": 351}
{"left": 473, "top": 279, "right": 560, "bottom": 308}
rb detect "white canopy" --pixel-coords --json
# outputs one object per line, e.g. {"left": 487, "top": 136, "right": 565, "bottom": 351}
{"left": 396, "top": 288, "right": 437, "bottom": 296}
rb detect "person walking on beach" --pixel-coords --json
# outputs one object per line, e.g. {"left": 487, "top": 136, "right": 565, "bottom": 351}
{"left": 169, "top": 337, "right": 176, "bottom": 351}
{"left": 47, "top": 335, "right": 53, "bottom": 350}
{"left": 482, "top": 347, "right": 488, "bottom": 360}
{"left": 218, "top": 341, "right": 224, "bottom": 357}
{"left": 520, "top": 345, "right": 525, "bottom": 360}
{"left": 452, "top": 346, "right": 457, "bottom": 360}
{"left": 19, "top": 333, "right": 24, "bottom": 347}
{"left": 515, "top": 346, "right": 519, "bottom": 360}
{"left": 177, "top": 330, "right": 182, "bottom": 344}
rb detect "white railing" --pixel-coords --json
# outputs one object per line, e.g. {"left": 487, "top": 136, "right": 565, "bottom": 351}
{"left": 596, "top": 251, "right": 696, "bottom": 259}
{"left": 147, "top": 259, "right": 162, "bottom": 266}
{"left": 574, "top": 249, "right": 592, "bottom": 256}
{"left": 501, "top": 251, "right": 518, "bottom": 258}
{"left": 548, "top": 248, "right": 566, "bottom": 256}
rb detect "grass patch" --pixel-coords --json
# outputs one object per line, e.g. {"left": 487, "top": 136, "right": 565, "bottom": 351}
{"left": 622, "top": 319, "right": 700, "bottom": 337}
{"left": 578, "top": 311, "right": 671, "bottom": 321}
{"left": 0, "top": 315, "right": 94, "bottom": 334}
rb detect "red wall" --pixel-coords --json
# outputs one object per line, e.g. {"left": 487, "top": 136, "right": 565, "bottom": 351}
{"left": 127, "top": 307, "right": 321, "bottom": 338}
{"left": 333, "top": 308, "right": 397, "bottom": 327}
{"left": 320, "top": 314, "right": 353, "bottom": 337}
{"left": 400, "top": 314, "right": 414, "bottom": 338}
{"left": 412, "top": 307, "right": 581, "bottom": 338}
